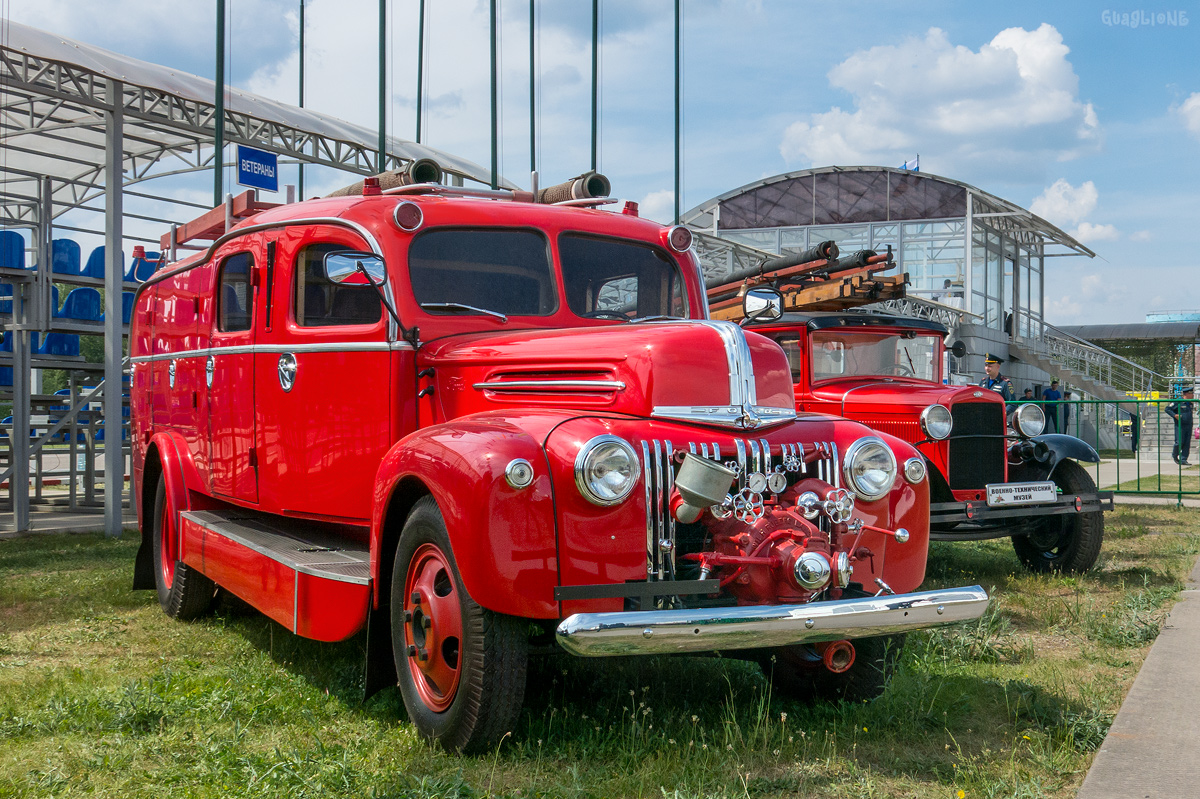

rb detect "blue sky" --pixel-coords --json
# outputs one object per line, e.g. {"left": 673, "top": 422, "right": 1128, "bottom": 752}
{"left": 9, "top": 0, "right": 1200, "bottom": 324}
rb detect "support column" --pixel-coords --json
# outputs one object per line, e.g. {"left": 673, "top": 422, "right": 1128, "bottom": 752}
{"left": 104, "top": 79, "right": 125, "bottom": 538}
{"left": 11, "top": 309, "right": 30, "bottom": 532}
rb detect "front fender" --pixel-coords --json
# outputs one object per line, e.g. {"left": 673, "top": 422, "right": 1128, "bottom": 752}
{"left": 1009, "top": 434, "right": 1101, "bottom": 482}
{"left": 371, "top": 417, "right": 560, "bottom": 619}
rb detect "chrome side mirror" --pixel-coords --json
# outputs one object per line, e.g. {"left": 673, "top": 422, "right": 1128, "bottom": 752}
{"left": 324, "top": 251, "right": 386, "bottom": 286}
{"left": 743, "top": 287, "right": 783, "bottom": 323}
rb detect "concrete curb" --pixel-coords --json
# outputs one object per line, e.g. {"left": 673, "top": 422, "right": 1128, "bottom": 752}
{"left": 1076, "top": 556, "right": 1200, "bottom": 798}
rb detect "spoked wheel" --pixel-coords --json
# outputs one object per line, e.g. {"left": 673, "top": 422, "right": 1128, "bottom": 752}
{"left": 150, "top": 474, "right": 216, "bottom": 619}
{"left": 1011, "top": 460, "right": 1104, "bottom": 573}
{"left": 390, "top": 497, "right": 527, "bottom": 753}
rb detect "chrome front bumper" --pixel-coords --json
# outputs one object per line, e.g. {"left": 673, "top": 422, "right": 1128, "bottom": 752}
{"left": 555, "top": 585, "right": 989, "bottom": 657}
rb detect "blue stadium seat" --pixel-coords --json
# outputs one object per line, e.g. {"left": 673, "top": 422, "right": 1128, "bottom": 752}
{"left": 0, "top": 230, "right": 24, "bottom": 269}
{"left": 58, "top": 287, "right": 103, "bottom": 321}
{"left": 122, "top": 292, "right": 135, "bottom": 324}
{"left": 51, "top": 239, "right": 82, "bottom": 276}
{"left": 84, "top": 245, "right": 124, "bottom": 280}
{"left": 34, "top": 332, "right": 80, "bottom": 358}
{"left": 0, "top": 283, "right": 10, "bottom": 315}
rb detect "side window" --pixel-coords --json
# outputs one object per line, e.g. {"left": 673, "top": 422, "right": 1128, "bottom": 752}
{"left": 293, "top": 243, "right": 383, "bottom": 327}
{"left": 560, "top": 234, "right": 688, "bottom": 320}
{"left": 772, "top": 336, "right": 806, "bottom": 383}
{"left": 217, "top": 252, "right": 253, "bottom": 332}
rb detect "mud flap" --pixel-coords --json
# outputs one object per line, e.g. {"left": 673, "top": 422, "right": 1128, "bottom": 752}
{"left": 363, "top": 602, "right": 398, "bottom": 700}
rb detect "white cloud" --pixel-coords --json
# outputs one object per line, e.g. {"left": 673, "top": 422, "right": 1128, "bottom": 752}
{"left": 1180, "top": 93, "right": 1200, "bottom": 138}
{"left": 637, "top": 190, "right": 676, "bottom": 225}
{"left": 1071, "top": 222, "right": 1119, "bottom": 243}
{"left": 1130, "top": 230, "right": 1153, "bottom": 242}
{"left": 1030, "top": 179, "right": 1098, "bottom": 225}
{"left": 1030, "top": 179, "right": 1117, "bottom": 242}
{"left": 780, "top": 24, "right": 1099, "bottom": 179}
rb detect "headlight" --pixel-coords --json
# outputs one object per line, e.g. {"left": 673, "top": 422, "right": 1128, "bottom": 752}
{"left": 575, "top": 435, "right": 639, "bottom": 506}
{"left": 1011, "top": 403, "right": 1046, "bottom": 437}
{"left": 842, "top": 436, "right": 897, "bottom": 501}
{"left": 903, "top": 457, "right": 927, "bottom": 484}
{"left": 919, "top": 404, "right": 953, "bottom": 440}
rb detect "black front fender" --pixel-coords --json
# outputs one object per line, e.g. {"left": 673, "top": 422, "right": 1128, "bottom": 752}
{"left": 1009, "top": 434, "right": 1100, "bottom": 482}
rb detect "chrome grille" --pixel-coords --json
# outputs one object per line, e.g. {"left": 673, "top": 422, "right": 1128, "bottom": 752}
{"left": 639, "top": 437, "right": 838, "bottom": 581}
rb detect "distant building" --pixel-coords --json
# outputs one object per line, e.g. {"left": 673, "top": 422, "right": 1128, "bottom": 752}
{"left": 683, "top": 166, "right": 1096, "bottom": 391}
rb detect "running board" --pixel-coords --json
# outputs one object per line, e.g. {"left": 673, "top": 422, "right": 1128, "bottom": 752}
{"left": 179, "top": 510, "right": 372, "bottom": 642}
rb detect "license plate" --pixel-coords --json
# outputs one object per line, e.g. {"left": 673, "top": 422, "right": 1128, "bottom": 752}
{"left": 985, "top": 481, "right": 1057, "bottom": 507}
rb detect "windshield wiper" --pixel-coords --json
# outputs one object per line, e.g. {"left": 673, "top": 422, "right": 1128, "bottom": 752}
{"left": 420, "top": 302, "right": 508, "bottom": 323}
{"left": 628, "top": 314, "right": 679, "bottom": 323}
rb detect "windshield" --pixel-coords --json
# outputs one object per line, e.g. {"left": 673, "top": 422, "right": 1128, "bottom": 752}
{"left": 809, "top": 330, "right": 941, "bottom": 382}
{"left": 409, "top": 229, "right": 556, "bottom": 316}
{"left": 559, "top": 233, "right": 689, "bottom": 320}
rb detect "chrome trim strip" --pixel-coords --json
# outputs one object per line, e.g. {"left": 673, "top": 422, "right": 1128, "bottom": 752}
{"left": 641, "top": 441, "right": 655, "bottom": 578}
{"left": 749, "top": 439, "right": 761, "bottom": 475}
{"left": 473, "top": 379, "right": 626, "bottom": 392}
{"left": 130, "top": 341, "right": 411, "bottom": 363}
{"left": 735, "top": 439, "right": 748, "bottom": 489}
{"left": 293, "top": 570, "right": 299, "bottom": 634}
{"left": 831, "top": 443, "right": 841, "bottom": 489}
{"left": 653, "top": 440, "right": 665, "bottom": 581}
{"left": 556, "top": 585, "right": 989, "bottom": 657}
{"left": 663, "top": 440, "right": 676, "bottom": 582}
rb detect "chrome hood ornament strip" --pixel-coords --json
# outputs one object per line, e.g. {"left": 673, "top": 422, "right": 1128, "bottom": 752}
{"left": 652, "top": 320, "right": 796, "bottom": 430}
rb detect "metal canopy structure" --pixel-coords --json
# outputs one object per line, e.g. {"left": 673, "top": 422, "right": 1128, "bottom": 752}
{"left": 0, "top": 21, "right": 502, "bottom": 537}
{"left": 681, "top": 165, "right": 1095, "bottom": 257}
{"left": 0, "top": 19, "right": 506, "bottom": 227}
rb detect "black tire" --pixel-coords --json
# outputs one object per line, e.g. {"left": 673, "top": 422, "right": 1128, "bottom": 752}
{"left": 764, "top": 633, "right": 906, "bottom": 703}
{"left": 390, "top": 496, "right": 527, "bottom": 754}
{"left": 1011, "top": 459, "right": 1104, "bottom": 573}
{"left": 151, "top": 475, "right": 216, "bottom": 620}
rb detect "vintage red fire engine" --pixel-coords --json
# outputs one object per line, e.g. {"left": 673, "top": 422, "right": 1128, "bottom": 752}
{"left": 734, "top": 290, "right": 1112, "bottom": 573}
{"left": 130, "top": 165, "right": 987, "bottom": 752}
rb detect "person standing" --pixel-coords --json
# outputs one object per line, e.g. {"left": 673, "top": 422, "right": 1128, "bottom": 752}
{"left": 1166, "top": 386, "right": 1195, "bottom": 465}
{"left": 1041, "top": 379, "right": 1062, "bottom": 433}
{"left": 979, "top": 354, "right": 1015, "bottom": 406}
{"left": 1062, "top": 390, "right": 1073, "bottom": 435}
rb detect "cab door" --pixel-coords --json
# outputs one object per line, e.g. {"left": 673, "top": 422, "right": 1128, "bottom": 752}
{"left": 207, "top": 246, "right": 259, "bottom": 503}
{"left": 253, "top": 227, "right": 400, "bottom": 521}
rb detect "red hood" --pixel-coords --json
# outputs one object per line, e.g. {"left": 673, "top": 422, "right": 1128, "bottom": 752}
{"left": 812, "top": 379, "right": 1002, "bottom": 416}
{"left": 419, "top": 321, "right": 796, "bottom": 430}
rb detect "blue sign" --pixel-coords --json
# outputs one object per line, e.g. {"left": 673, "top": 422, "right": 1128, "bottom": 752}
{"left": 236, "top": 145, "right": 278, "bottom": 193}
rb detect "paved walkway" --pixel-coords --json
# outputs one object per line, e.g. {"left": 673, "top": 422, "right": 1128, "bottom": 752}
{"left": 0, "top": 505, "right": 137, "bottom": 538}
{"left": 1077, "top": 556, "right": 1200, "bottom": 798}
{"left": 1094, "top": 450, "right": 1197, "bottom": 492}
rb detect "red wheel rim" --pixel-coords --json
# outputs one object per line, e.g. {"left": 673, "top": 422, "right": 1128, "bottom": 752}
{"left": 403, "top": 543, "right": 463, "bottom": 712}
{"left": 158, "top": 496, "right": 177, "bottom": 589}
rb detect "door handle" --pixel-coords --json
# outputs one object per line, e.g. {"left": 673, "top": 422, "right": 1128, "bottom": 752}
{"left": 278, "top": 352, "right": 298, "bottom": 392}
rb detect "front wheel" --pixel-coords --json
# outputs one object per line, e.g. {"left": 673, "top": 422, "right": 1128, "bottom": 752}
{"left": 1011, "top": 460, "right": 1104, "bottom": 573}
{"left": 150, "top": 474, "right": 216, "bottom": 619}
{"left": 390, "top": 496, "right": 528, "bottom": 753}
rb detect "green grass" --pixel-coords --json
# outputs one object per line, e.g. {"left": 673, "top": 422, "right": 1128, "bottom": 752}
{"left": 1108, "top": 473, "right": 1200, "bottom": 495}
{"left": 1, "top": 507, "right": 1199, "bottom": 798}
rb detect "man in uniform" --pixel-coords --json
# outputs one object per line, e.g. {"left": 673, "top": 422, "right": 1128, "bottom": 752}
{"left": 979, "top": 353, "right": 1015, "bottom": 406}
{"left": 1166, "top": 386, "right": 1195, "bottom": 465}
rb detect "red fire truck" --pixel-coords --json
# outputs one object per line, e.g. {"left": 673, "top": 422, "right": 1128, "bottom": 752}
{"left": 725, "top": 273, "right": 1112, "bottom": 573}
{"left": 130, "top": 168, "right": 987, "bottom": 752}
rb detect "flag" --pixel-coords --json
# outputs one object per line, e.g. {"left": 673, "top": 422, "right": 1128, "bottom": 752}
{"left": 900, "top": 155, "right": 919, "bottom": 172}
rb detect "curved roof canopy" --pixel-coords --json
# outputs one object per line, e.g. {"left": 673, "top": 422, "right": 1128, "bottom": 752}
{"left": 1058, "top": 322, "right": 1200, "bottom": 342}
{"left": 682, "top": 165, "right": 1093, "bottom": 257}
{"left": 0, "top": 20, "right": 509, "bottom": 222}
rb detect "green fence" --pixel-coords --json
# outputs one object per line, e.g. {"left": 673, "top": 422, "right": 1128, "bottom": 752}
{"left": 1044, "top": 397, "right": 1199, "bottom": 503}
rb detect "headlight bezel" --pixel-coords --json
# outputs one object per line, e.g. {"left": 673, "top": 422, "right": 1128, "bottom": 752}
{"left": 841, "top": 436, "right": 898, "bottom": 502}
{"left": 903, "top": 456, "right": 927, "bottom": 484}
{"left": 919, "top": 403, "right": 953, "bottom": 440}
{"left": 574, "top": 434, "right": 640, "bottom": 506}
{"left": 1011, "top": 402, "right": 1046, "bottom": 438}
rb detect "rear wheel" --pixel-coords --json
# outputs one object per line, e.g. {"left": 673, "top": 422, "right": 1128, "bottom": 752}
{"left": 151, "top": 474, "right": 215, "bottom": 619}
{"left": 1012, "top": 460, "right": 1104, "bottom": 573}
{"left": 390, "top": 496, "right": 527, "bottom": 753}
{"left": 764, "top": 633, "right": 906, "bottom": 703}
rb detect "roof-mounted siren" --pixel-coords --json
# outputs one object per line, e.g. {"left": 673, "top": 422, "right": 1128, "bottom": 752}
{"left": 325, "top": 158, "right": 444, "bottom": 197}
{"left": 537, "top": 171, "right": 611, "bottom": 204}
